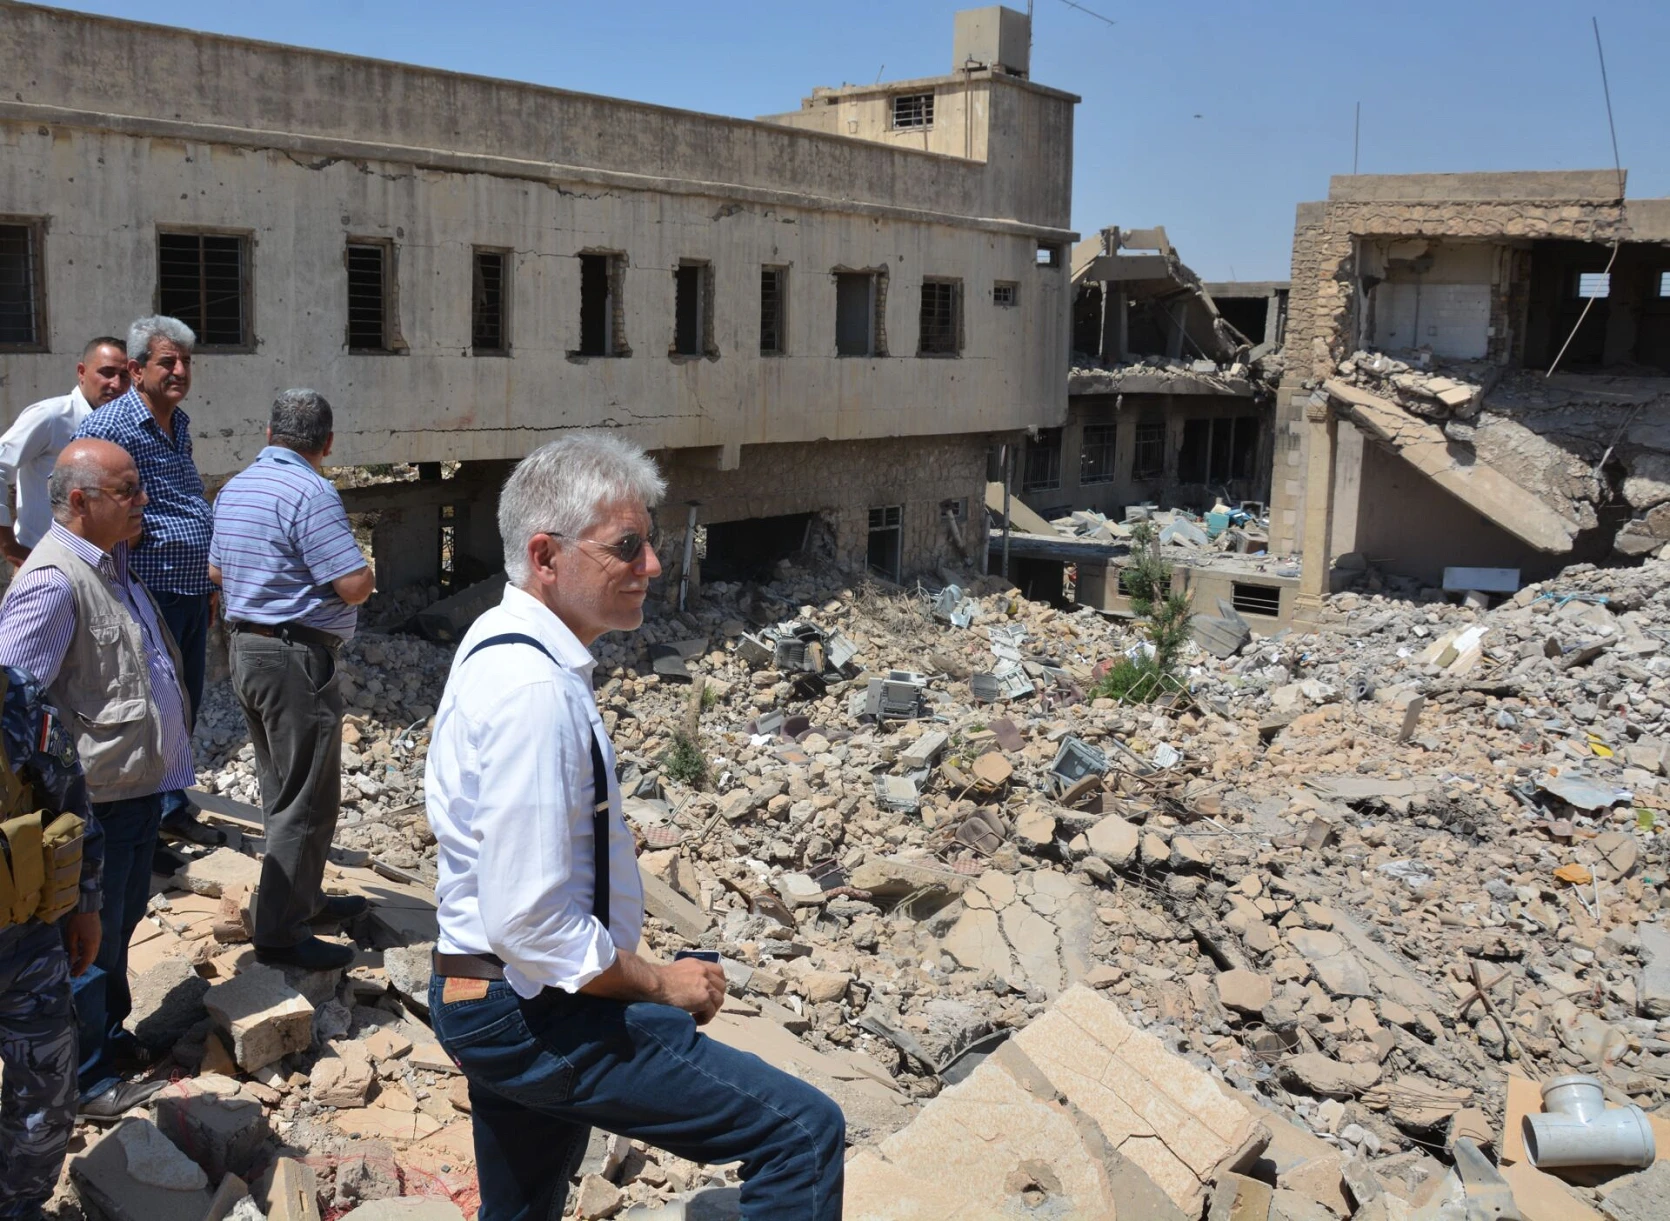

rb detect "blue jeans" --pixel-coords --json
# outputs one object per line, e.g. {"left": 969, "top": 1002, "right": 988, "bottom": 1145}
{"left": 72, "top": 794, "right": 162, "bottom": 1099}
{"left": 151, "top": 591, "right": 209, "bottom": 824}
{"left": 428, "top": 978, "right": 844, "bottom": 1221}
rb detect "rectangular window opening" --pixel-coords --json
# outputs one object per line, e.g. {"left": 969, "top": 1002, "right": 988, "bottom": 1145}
{"left": 918, "top": 278, "right": 961, "bottom": 355}
{"left": 1576, "top": 271, "right": 1611, "bottom": 299}
{"left": 0, "top": 220, "right": 45, "bottom": 349}
{"left": 1022, "top": 428, "right": 1063, "bottom": 493}
{"left": 1132, "top": 419, "right": 1166, "bottom": 479}
{"left": 836, "top": 271, "right": 882, "bottom": 357}
{"left": 577, "top": 252, "right": 628, "bottom": 357}
{"left": 158, "top": 230, "right": 250, "bottom": 349}
{"left": 1231, "top": 581, "right": 1283, "bottom": 618}
{"left": 1658, "top": 270, "right": 1670, "bottom": 299}
{"left": 345, "top": 240, "right": 394, "bottom": 352}
{"left": 672, "top": 261, "right": 713, "bottom": 358}
{"left": 1080, "top": 423, "right": 1117, "bottom": 485}
{"left": 867, "top": 505, "right": 903, "bottom": 582}
{"left": 892, "top": 93, "right": 934, "bottom": 129}
{"left": 472, "top": 248, "right": 509, "bottom": 354}
{"left": 760, "top": 265, "right": 787, "bottom": 355}
{"left": 993, "top": 280, "right": 1018, "bottom": 308}
{"left": 1036, "top": 243, "right": 1061, "bottom": 268}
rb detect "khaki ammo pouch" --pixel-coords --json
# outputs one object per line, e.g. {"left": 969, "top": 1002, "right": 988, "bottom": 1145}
{"left": 0, "top": 722, "right": 85, "bottom": 930}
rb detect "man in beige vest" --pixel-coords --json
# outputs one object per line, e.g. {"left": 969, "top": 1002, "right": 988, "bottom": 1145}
{"left": 0, "top": 439, "right": 195, "bottom": 1117}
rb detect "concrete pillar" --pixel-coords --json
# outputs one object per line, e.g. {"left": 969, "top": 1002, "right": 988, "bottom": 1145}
{"left": 371, "top": 506, "right": 440, "bottom": 592}
{"left": 1292, "top": 393, "right": 1338, "bottom": 627}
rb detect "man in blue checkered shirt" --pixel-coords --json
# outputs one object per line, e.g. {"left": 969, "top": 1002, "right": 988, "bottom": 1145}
{"left": 73, "top": 316, "right": 224, "bottom": 858}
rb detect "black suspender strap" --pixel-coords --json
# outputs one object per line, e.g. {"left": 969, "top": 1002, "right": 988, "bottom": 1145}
{"left": 464, "top": 632, "right": 611, "bottom": 928}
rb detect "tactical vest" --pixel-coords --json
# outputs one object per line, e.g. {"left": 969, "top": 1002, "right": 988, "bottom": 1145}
{"left": 0, "top": 673, "right": 84, "bottom": 929}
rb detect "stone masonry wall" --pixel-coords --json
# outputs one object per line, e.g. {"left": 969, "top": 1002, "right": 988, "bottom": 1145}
{"left": 659, "top": 434, "right": 994, "bottom": 580}
{"left": 1269, "top": 185, "right": 1627, "bottom": 555}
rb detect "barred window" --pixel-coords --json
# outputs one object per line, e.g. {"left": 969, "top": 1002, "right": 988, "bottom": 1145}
{"left": 158, "top": 231, "right": 250, "bottom": 348}
{"left": 1080, "top": 424, "right": 1117, "bottom": 484}
{"left": 0, "top": 221, "right": 45, "bottom": 349}
{"left": 892, "top": 93, "right": 934, "bottom": 129}
{"left": 918, "top": 279, "right": 961, "bottom": 355}
{"left": 472, "top": 248, "right": 509, "bottom": 354}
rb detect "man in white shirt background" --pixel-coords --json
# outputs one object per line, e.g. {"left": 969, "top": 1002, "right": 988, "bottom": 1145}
{"left": 424, "top": 433, "right": 844, "bottom": 1221}
{"left": 0, "top": 337, "right": 129, "bottom": 567}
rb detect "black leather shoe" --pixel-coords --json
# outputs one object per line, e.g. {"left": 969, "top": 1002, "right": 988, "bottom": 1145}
{"left": 151, "top": 844, "right": 187, "bottom": 877}
{"left": 309, "top": 894, "right": 370, "bottom": 924}
{"left": 255, "top": 937, "right": 355, "bottom": 971}
{"left": 160, "top": 811, "right": 227, "bottom": 848}
{"left": 79, "top": 1078, "right": 167, "bottom": 1121}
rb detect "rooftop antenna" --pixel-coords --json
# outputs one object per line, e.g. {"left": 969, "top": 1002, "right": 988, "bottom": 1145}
{"left": 874, "top": 64, "right": 885, "bottom": 84}
{"left": 1054, "top": 0, "right": 1116, "bottom": 28}
{"left": 1353, "top": 101, "right": 1361, "bottom": 174}
{"left": 1545, "top": 16, "right": 1625, "bottom": 378}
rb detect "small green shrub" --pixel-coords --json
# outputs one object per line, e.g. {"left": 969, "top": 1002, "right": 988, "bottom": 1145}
{"left": 663, "top": 731, "right": 707, "bottom": 788}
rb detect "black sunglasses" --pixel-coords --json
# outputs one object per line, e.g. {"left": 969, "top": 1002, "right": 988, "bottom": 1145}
{"left": 548, "top": 524, "right": 661, "bottom": 565}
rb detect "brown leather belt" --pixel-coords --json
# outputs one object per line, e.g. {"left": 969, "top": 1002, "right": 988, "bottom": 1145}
{"left": 432, "top": 950, "right": 505, "bottom": 981}
{"left": 228, "top": 620, "right": 343, "bottom": 652}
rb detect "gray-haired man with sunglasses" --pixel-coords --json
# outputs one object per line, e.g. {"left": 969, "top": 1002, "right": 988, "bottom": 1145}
{"left": 424, "top": 433, "right": 844, "bottom": 1220}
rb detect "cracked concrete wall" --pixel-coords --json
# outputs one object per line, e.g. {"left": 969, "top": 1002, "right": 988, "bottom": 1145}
{"left": 0, "top": 4, "right": 1073, "bottom": 482}
{"left": 1270, "top": 171, "right": 1632, "bottom": 557}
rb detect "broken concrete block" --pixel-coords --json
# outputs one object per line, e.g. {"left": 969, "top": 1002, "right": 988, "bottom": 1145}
{"left": 1214, "top": 969, "right": 1274, "bottom": 1015}
{"left": 1286, "top": 928, "right": 1372, "bottom": 997}
{"left": 331, "top": 1140, "right": 402, "bottom": 1210}
{"left": 129, "top": 954, "right": 210, "bottom": 1049}
{"left": 1208, "top": 1171, "right": 1274, "bottom": 1221}
{"left": 259, "top": 1156, "right": 322, "bottom": 1221}
{"left": 1007, "top": 985, "right": 1267, "bottom": 1217}
{"left": 574, "top": 1173, "right": 625, "bottom": 1219}
{"left": 70, "top": 1117, "right": 215, "bottom": 1221}
{"left": 940, "top": 907, "right": 1015, "bottom": 977}
{"left": 1269, "top": 1188, "right": 1337, "bottom": 1221}
{"left": 899, "top": 729, "right": 948, "bottom": 769}
{"left": 204, "top": 964, "right": 316, "bottom": 1072}
{"left": 204, "top": 1172, "right": 255, "bottom": 1221}
{"left": 152, "top": 1076, "right": 268, "bottom": 1181}
{"left": 337, "top": 1199, "right": 468, "bottom": 1220}
{"left": 848, "top": 855, "right": 969, "bottom": 897}
{"left": 1599, "top": 1159, "right": 1670, "bottom": 1221}
{"left": 798, "top": 970, "right": 852, "bottom": 1004}
{"left": 1278, "top": 1053, "right": 1382, "bottom": 1099}
{"left": 1085, "top": 813, "right": 1139, "bottom": 867}
{"left": 383, "top": 941, "right": 434, "bottom": 1013}
{"left": 640, "top": 862, "right": 711, "bottom": 940}
{"left": 848, "top": 986, "right": 1264, "bottom": 1218}
{"left": 174, "top": 846, "right": 264, "bottom": 898}
{"left": 311, "top": 1039, "right": 377, "bottom": 1106}
{"left": 1637, "top": 920, "right": 1670, "bottom": 1019}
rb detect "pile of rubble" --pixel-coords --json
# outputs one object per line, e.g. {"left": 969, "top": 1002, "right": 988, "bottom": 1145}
{"left": 48, "top": 549, "right": 1670, "bottom": 1220}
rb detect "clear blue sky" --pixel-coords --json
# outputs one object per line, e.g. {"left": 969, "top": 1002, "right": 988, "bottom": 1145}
{"left": 55, "top": 0, "right": 1670, "bottom": 281}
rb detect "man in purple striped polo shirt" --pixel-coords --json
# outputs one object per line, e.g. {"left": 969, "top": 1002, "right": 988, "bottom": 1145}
{"left": 209, "top": 390, "right": 373, "bottom": 972}
{"left": 0, "top": 438, "right": 193, "bottom": 1117}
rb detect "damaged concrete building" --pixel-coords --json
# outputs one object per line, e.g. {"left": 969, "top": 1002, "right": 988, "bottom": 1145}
{"left": 0, "top": 3, "right": 1074, "bottom": 591}
{"left": 1010, "top": 226, "right": 1284, "bottom": 522}
{"left": 1273, "top": 171, "right": 1670, "bottom": 614}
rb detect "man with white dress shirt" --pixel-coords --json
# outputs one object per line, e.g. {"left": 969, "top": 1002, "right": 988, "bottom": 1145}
{"left": 424, "top": 433, "right": 844, "bottom": 1221}
{"left": 0, "top": 337, "right": 129, "bottom": 567}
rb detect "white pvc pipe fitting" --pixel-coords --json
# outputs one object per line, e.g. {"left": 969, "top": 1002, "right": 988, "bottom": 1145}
{"left": 1523, "top": 1074, "right": 1657, "bottom": 1170}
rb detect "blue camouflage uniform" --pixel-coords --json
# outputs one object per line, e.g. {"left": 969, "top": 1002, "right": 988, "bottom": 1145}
{"left": 0, "top": 666, "right": 101, "bottom": 1221}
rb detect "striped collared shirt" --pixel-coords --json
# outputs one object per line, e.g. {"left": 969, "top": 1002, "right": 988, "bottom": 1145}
{"left": 210, "top": 446, "right": 366, "bottom": 640}
{"left": 73, "top": 388, "right": 213, "bottom": 596}
{"left": 0, "top": 523, "right": 195, "bottom": 792}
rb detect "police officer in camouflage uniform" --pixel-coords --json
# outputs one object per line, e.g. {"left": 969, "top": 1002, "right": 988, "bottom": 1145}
{"left": 0, "top": 665, "right": 102, "bottom": 1221}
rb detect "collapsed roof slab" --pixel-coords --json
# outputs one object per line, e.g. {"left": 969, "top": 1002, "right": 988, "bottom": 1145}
{"left": 1323, "top": 379, "right": 1580, "bottom": 554}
